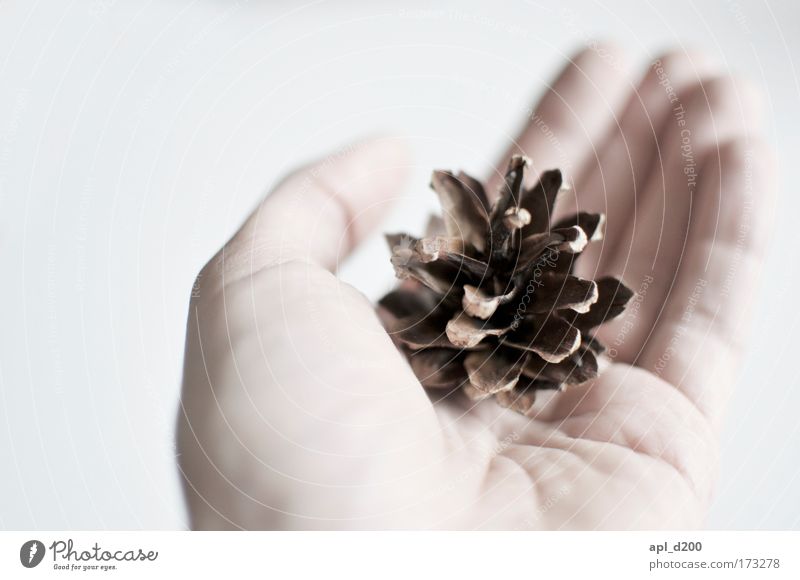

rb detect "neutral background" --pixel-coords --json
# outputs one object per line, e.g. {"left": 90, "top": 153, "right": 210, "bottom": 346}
{"left": 0, "top": 0, "right": 797, "bottom": 529}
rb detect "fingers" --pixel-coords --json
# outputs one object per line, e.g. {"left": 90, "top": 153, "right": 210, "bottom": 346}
{"left": 596, "top": 74, "right": 763, "bottom": 365}
{"left": 570, "top": 51, "right": 717, "bottom": 279}
{"left": 197, "top": 136, "right": 410, "bottom": 298}
{"left": 637, "top": 137, "right": 775, "bottom": 427}
{"left": 486, "top": 44, "right": 633, "bottom": 196}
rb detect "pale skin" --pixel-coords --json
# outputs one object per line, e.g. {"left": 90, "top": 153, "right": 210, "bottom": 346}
{"left": 178, "top": 46, "right": 775, "bottom": 529}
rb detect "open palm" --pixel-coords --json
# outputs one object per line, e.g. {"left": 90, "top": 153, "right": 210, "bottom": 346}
{"left": 178, "top": 46, "right": 772, "bottom": 529}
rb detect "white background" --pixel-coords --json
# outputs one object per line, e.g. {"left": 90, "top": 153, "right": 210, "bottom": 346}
{"left": 0, "top": 0, "right": 798, "bottom": 529}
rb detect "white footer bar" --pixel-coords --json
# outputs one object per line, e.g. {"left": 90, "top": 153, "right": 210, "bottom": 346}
{"left": 1, "top": 531, "right": 797, "bottom": 579}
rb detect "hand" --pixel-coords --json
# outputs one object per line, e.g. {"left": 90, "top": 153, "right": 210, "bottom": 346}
{"left": 177, "top": 45, "right": 773, "bottom": 529}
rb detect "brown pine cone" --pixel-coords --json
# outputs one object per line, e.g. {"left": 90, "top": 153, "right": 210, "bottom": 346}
{"left": 379, "top": 155, "right": 634, "bottom": 415}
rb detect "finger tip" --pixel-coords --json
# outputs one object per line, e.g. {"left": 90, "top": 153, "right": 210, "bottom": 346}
{"left": 718, "top": 135, "right": 777, "bottom": 198}
{"left": 695, "top": 75, "right": 764, "bottom": 120}
{"left": 315, "top": 133, "right": 413, "bottom": 200}
{"left": 567, "top": 41, "right": 633, "bottom": 78}
{"left": 649, "top": 48, "right": 719, "bottom": 83}
{"left": 324, "top": 134, "right": 414, "bottom": 247}
{"left": 352, "top": 132, "right": 413, "bottom": 168}
{"left": 347, "top": 132, "right": 413, "bottom": 195}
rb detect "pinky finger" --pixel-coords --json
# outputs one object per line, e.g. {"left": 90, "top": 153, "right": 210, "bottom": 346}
{"left": 637, "top": 137, "right": 776, "bottom": 429}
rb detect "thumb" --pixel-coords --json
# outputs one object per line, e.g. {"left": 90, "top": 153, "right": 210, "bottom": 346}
{"left": 179, "top": 137, "right": 458, "bottom": 528}
{"left": 197, "top": 135, "right": 412, "bottom": 299}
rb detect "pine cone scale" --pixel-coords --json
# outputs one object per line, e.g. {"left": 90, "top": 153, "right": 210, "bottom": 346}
{"left": 520, "top": 168, "right": 563, "bottom": 236}
{"left": 463, "top": 349, "right": 527, "bottom": 395}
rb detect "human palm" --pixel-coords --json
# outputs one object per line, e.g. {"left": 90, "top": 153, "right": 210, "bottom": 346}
{"left": 178, "top": 46, "right": 772, "bottom": 529}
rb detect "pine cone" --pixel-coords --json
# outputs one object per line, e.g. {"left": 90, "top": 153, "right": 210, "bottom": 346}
{"left": 379, "top": 155, "right": 634, "bottom": 415}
